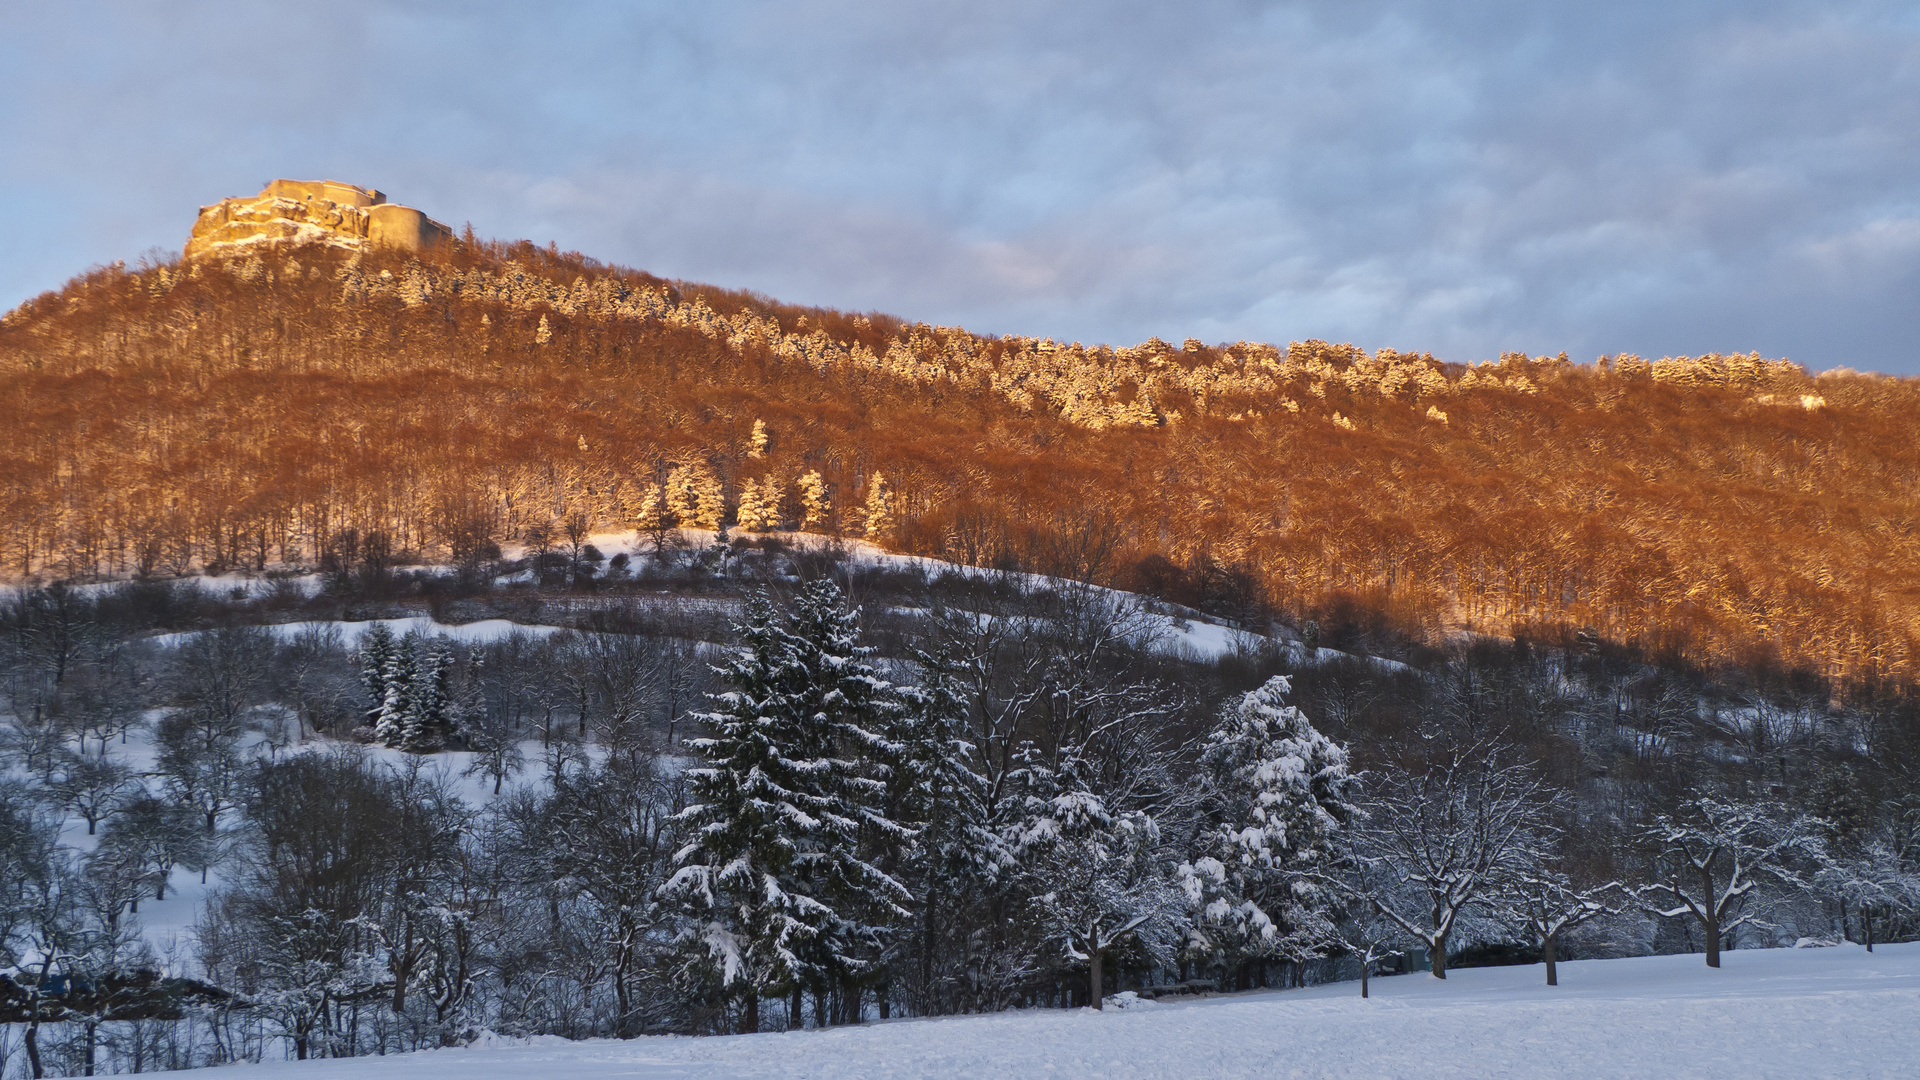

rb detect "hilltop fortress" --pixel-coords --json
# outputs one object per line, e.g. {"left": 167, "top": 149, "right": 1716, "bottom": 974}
{"left": 185, "top": 179, "right": 452, "bottom": 259}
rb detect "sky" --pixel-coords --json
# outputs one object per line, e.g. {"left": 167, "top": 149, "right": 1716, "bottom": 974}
{"left": 3, "top": 1, "right": 1918, "bottom": 373}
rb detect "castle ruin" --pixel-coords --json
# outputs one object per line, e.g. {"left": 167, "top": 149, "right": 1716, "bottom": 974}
{"left": 185, "top": 179, "right": 453, "bottom": 259}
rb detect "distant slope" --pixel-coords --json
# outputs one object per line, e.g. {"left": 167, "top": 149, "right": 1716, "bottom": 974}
{"left": 4, "top": 239, "right": 1919, "bottom": 684}
{"left": 144, "top": 943, "right": 1920, "bottom": 1079}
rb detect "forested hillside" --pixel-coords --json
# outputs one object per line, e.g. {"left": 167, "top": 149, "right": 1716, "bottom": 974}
{"left": 3, "top": 238, "right": 1918, "bottom": 686}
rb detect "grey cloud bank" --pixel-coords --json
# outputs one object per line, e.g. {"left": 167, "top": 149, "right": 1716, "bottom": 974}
{"left": 3, "top": 0, "right": 1916, "bottom": 373}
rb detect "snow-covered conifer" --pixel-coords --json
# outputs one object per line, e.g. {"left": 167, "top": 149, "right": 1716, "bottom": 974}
{"left": 663, "top": 582, "right": 910, "bottom": 1032}
{"left": 375, "top": 635, "right": 421, "bottom": 748}
{"left": 798, "top": 470, "right": 830, "bottom": 531}
{"left": 693, "top": 466, "right": 727, "bottom": 531}
{"left": 1180, "top": 676, "right": 1356, "bottom": 974}
{"left": 888, "top": 651, "right": 1005, "bottom": 1003}
{"left": 862, "top": 473, "right": 895, "bottom": 542}
{"left": 631, "top": 480, "right": 670, "bottom": 548}
{"left": 665, "top": 464, "right": 699, "bottom": 526}
{"left": 736, "top": 476, "right": 781, "bottom": 532}
{"left": 749, "top": 419, "right": 770, "bottom": 458}
{"left": 359, "top": 622, "right": 396, "bottom": 730}
{"left": 402, "top": 636, "right": 456, "bottom": 752}
{"left": 1008, "top": 750, "right": 1183, "bottom": 1010}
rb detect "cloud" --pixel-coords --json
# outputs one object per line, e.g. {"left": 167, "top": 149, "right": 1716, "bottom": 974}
{"left": 2, "top": 0, "right": 1917, "bottom": 372}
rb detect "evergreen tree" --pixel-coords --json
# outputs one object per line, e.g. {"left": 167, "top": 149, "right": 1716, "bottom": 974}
{"left": 783, "top": 579, "right": 915, "bottom": 1004}
{"left": 799, "top": 470, "right": 830, "bottom": 531}
{"left": 1008, "top": 747, "right": 1182, "bottom": 1010}
{"left": 663, "top": 583, "right": 910, "bottom": 1032}
{"left": 693, "top": 466, "right": 728, "bottom": 531}
{"left": 862, "top": 473, "right": 894, "bottom": 542}
{"left": 630, "top": 481, "right": 669, "bottom": 550}
{"left": 359, "top": 622, "right": 397, "bottom": 730}
{"left": 1180, "top": 676, "right": 1356, "bottom": 977}
{"left": 403, "top": 636, "right": 456, "bottom": 752}
{"left": 375, "top": 634, "right": 419, "bottom": 748}
{"left": 665, "top": 464, "right": 700, "bottom": 527}
{"left": 737, "top": 476, "right": 781, "bottom": 532}
{"left": 888, "top": 650, "right": 1004, "bottom": 1011}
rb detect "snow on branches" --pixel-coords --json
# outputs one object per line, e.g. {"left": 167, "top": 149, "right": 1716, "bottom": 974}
{"left": 1179, "top": 676, "right": 1356, "bottom": 970}
{"left": 662, "top": 582, "right": 911, "bottom": 1030}
{"left": 1636, "top": 796, "right": 1824, "bottom": 968}
{"left": 1351, "top": 749, "right": 1556, "bottom": 978}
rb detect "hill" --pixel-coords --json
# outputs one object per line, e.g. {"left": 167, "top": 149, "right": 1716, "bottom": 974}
{"left": 4, "top": 204, "right": 1919, "bottom": 687}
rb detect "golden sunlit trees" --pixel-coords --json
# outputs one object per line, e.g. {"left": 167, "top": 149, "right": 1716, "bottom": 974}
{"left": 4, "top": 241, "right": 1919, "bottom": 687}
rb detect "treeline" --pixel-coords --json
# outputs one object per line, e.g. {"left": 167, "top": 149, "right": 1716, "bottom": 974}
{"left": 3, "top": 239, "right": 1920, "bottom": 690}
{"left": 3, "top": 541, "right": 1919, "bottom": 1072}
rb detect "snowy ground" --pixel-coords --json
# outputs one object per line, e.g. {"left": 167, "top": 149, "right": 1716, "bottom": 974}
{"left": 145, "top": 616, "right": 570, "bottom": 650}
{"left": 112, "top": 528, "right": 1405, "bottom": 669}
{"left": 159, "top": 943, "right": 1920, "bottom": 1079}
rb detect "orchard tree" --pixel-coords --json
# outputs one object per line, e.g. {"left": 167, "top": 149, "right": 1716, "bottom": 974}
{"left": 1636, "top": 795, "right": 1822, "bottom": 967}
{"left": 1352, "top": 750, "right": 1554, "bottom": 979}
{"left": 154, "top": 711, "right": 246, "bottom": 833}
{"left": 1507, "top": 871, "right": 1617, "bottom": 985}
{"left": 51, "top": 752, "right": 134, "bottom": 835}
{"left": 1009, "top": 748, "right": 1183, "bottom": 1010}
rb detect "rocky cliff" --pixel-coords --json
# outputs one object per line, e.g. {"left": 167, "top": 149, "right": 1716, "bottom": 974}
{"left": 185, "top": 179, "right": 452, "bottom": 258}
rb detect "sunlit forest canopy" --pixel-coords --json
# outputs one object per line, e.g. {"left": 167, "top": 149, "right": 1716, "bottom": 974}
{"left": 4, "top": 237, "right": 1917, "bottom": 687}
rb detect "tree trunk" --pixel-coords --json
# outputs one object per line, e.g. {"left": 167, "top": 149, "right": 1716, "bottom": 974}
{"left": 1430, "top": 933, "right": 1448, "bottom": 979}
{"left": 1089, "top": 944, "right": 1103, "bottom": 1010}
{"left": 739, "top": 990, "right": 759, "bottom": 1034}
{"left": 1701, "top": 867, "right": 1721, "bottom": 968}
{"left": 25, "top": 1021, "right": 44, "bottom": 1079}
{"left": 1865, "top": 905, "right": 1874, "bottom": 953}
{"left": 1360, "top": 962, "right": 1369, "bottom": 999}
{"left": 1543, "top": 932, "right": 1558, "bottom": 986}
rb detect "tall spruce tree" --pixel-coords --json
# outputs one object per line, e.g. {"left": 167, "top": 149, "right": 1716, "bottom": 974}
{"left": 359, "top": 622, "right": 396, "bottom": 731}
{"left": 375, "top": 634, "right": 418, "bottom": 748}
{"left": 402, "top": 637, "right": 456, "bottom": 752}
{"left": 663, "top": 582, "right": 910, "bottom": 1033}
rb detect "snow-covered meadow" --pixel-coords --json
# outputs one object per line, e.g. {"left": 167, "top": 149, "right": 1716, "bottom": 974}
{"left": 153, "top": 943, "right": 1920, "bottom": 1080}
{"left": 127, "top": 526, "right": 1386, "bottom": 670}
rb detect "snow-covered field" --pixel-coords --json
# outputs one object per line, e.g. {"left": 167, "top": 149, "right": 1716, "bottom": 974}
{"left": 145, "top": 616, "right": 570, "bottom": 650}
{"left": 162, "top": 943, "right": 1920, "bottom": 1079}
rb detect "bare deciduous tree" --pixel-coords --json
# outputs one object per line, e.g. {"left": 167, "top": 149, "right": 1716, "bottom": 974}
{"left": 1352, "top": 750, "right": 1554, "bottom": 979}
{"left": 1636, "top": 796, "right": 1822, "bottom": 967}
